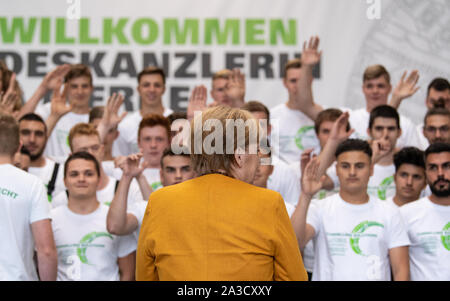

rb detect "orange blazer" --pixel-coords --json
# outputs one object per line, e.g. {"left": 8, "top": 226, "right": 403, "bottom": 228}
{"left": 136, "top": 174, "right": 307, "bottom": 281}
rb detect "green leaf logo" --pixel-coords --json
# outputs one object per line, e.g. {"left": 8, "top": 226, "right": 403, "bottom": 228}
{"left": 441, "top": 222, "right": 450, "bottom": 251}
{"left": 294, "top": 126, "right": 315, "bottom": 150}
{"left": 76, "top": 232, "right": 113, "bottom": 265}
{"left": 377, "top": 176, "right": 394, "bottom": 200}
{"left": 349, "top": 221, "right": 384, "bottom": 256}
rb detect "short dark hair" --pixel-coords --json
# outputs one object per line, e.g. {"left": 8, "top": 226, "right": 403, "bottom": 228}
{"left": 19, "top": 113, "right": 47, "bottom": 132}
{"left": 335, "top": 139, "right": 372, "bottom": 159}
{"left": 138, "top": 66, "right": 166, "bottom": 85}
{"left": 369, "top": 105, "right": 400, "bottom": 130}
{"left": 64, "top": 151, "right": 100, "bottom": 178}
{"left": 363, "top": 64, "right": 390, "bottom": 84}
{"left": 64, "top": 64, "right": 93, "bottom": 86}
{"left": 167, "top": 112, "right": 187, "bottom": 125}
{"left": 138, "top": 114, "right": 171, "bottom": 142}
{"left": 241, "top": 101, "right": 271, "bottom": 121}
{"left": 160, "top": 147, "right": 191, "bottom": 168}
{"left": 394, "top": 147, "right": 425, "bottom": 171}
{"left": 425, "top": 142, "right": 450, "bottom": 160}
{"left": 427, "top": 78, "right": 450, "bottom": 96}
{"left": 89, "top": 106, "right": 105, "bottom": 123}
{"left": 314, "top": 108, "right": 350, "bottom": 134}
{"left": 0, "top": 113, "right": 19, "bottom": 156}
{"left": 424, "top": 107, "right": 450, "bottom": 126}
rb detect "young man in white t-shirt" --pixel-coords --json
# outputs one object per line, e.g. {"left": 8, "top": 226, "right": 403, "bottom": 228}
{"left": 19, "top": 113, "right": 65, "bottom": 202}
{"left": 51, "top": 123, "right": 150, "bottom": 208}
{"left": 365, "top": 105, "right": 403, "bottom": 200}
{"left": 400, "top": 142, "right": 450, "bottom": 280}
{"left": 51, "top": 151, "right": 136, "bottom": 281}
{"left": 292, "top": 138, "right": 410, "bottom": 281}
{"left": 0, "top": 113, "right": 57, "bottom": 281}
{"left": 107, "top": 148, "right": 196, "bottom": 236}
{"left": 36, "top": 64, "right": 94, "bottom": 161}
{"left": 242, "top": 101, "right": 301, "bottom": 207}
{"left": 115, "top": 67, "right": 173, "bottom": 156}
{"left": 270, "top": 37, "right": 321, "bottom": 164}
{"left": 420, "top": 107, "right": 450, "bottom": 150}
{"left": 386, "top": 147, "right": 427, "bottom": 208}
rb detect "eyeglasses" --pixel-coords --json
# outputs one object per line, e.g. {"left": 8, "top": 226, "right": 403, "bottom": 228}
{"left": 424, "top": 126, "right": 450, "bottom": 134}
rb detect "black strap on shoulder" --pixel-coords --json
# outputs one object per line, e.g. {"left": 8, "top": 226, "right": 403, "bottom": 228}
{"left": 114, "top": 180, "right": 119, "bottom": 193}
{"left": 47, "top": 163, "right": 60, "bottom": 198}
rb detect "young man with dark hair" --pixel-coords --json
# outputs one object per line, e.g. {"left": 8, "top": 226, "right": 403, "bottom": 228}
{"left": 364, "top": 105, "right": 402, "bottom": 200}
{"left": 421, "top": 108, "right": 450, "bottom": 149}
{"left": 0, "top": 113, "right": 57, "bottom": 281}
{"left": 115, "top": 66, "right": 173, "bottom": 156}
{"left": 292, "top": 138, "right": 410, "bottom": 281}
{"left": 50, "top": 151, "right": 136, "bottom": 281}
{"left": 387, "top": 147, "right": 427, "bottom": 208}
{"left": 400, "top": 142, "right": 450, "bottom": 280}
{"left": 19, "top": 113, "right": 65, "bottom": 201}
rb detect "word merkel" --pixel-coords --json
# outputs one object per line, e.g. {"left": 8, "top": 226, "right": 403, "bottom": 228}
{"left": 0, "top": 17, "right": 297, "bottom": 46}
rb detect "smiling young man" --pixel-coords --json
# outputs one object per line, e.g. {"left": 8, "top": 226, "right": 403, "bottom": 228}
{"left": 50, "top": 152, "right": 136, "bottom": 281}
{"left": 35, "top": 64, "right": 94, "bottom": 160}
{"left": 291, "top": 138, "right": 411, "bottom": 281}
{"left": 386, "top": 147, "right": 426, "bottom": 208}
{"left": 115, "top": 67, "right": 173, "bottom": 156}
{"left": 400, "top": 142, "right": 450, "bottom": 280}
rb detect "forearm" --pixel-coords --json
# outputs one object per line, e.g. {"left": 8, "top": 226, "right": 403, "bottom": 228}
{"left": 290, "top": 193, "right": 312, "bottom": 250}
{"left": 45, "top": 114, "right": 62, "bottom": 138}
{"left": 36, "top": 247, "right": 58, "bottom": 281}
{"left": 136, "top": 173, "right": 152, "bottom": 201}
{"left": 18, "top": 85, "right": 48, "bottom": 119}
{"left": 295, "top": 65, "right": 322, "bottom": 119}
{"left": 388, "top": 94, "right": 402, "bottom": 110}
{"left": 107, "top": 176, "right": 133, "bottom": 235}
{"left": 317, "top": 138, "right": 340, "bottom": 177}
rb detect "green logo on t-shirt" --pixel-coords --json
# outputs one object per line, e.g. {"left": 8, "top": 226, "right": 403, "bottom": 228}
{"left": 350, "top": 221, "right": 384, "bottom": 256}
{"left": 377, "top": 176, "right": 394, "bottom": 200}
{"left": 76, "top": 232, "right": 113, "bottom": 265}
{"left": 442, "top": 222, "right": 450, "bottom": 251}
{"left": 294, "top": 126, "right": 315, "bottom": 150}
{"left": 151, "top": 181, "right": 162, "bottom": 191}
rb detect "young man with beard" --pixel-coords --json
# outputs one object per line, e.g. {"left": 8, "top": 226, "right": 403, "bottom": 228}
{"left": 386, "top": 147, "right": 427, "bottom": 208}
{"left": 19, "top": 113, "right": 65, "bottom": 201}
{"left": 421, "top": 108, "right": 450, "bottom": 149}
{"left": 400, "top": 142, "right": 450, "bottom": 280}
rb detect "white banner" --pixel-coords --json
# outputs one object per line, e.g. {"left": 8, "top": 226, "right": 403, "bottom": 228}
{"left": 1, "top": 0, "right": 449, "bottom": 124}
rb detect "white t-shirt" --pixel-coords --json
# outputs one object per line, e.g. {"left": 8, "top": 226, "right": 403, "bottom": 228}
{"left": 400, "top": 197, "right": 450, "bottom": 281}
{"left": 28, "top": 157, "right": 65, "bottom": 202}
{"left": 0, "top": 164, "right": 50, "bottom": 281}
{"left": 367, "top": 164, "right": 396, "bottom": 201}
{"left": 268, "top": 157, "right": 301, "bottom": 206}
{"left": 142, "top": 168, "right": 163, "bottom": 191}
{"left": 51, "top": 204, "right": 136, "bottom": 281}
{"left": 307, "top": 194, "right": 410, "bottom": 281}
{"left": 51, "top": 176, "right": 142, "bottom": 208}
{"left": 36, "top": 103, "right": 89, "bottom": 158}
{"left": 347, "top": 108, "right": 421, "bottom": 149}
{"left": 114, "top": 108, "right": 173, "bottom": 157}
{"left": 102, "top": 161, "right": 123, "bottom": 180}
{"left": 270, "top": 103, "right": 320, "bottom": 164}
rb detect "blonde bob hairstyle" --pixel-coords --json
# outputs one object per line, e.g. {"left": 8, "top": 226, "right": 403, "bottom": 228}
{"left": 189, "top": 105, "right": 261, "bottom": 177}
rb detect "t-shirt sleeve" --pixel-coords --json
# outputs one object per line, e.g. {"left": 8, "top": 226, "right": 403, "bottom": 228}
{"left": 116, "top": 233, "right": 137, "bottom": 258}
{"left": 29, "top": 178, "right": 51, "bottom": 224}
{"left": 273, "top": 194, "right": 308, "bottom": 281}
{"left": 386, "top": 207, "right": 411, "bottom": 249}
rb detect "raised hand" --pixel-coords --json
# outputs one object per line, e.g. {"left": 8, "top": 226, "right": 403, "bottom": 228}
{"left": 370, "top": 138, "right": 391, "bottom": 164}
{"left": 301, "top": 157, "right": 326, "bottom": 197}
{"left": 187, "top": 85, "right": 207, "bottom": 120}
{"left": 0, "top": 91, "right": 16, "bottom": 115}
{"left": 118, "top": 153, "right": 148, "bottom": 178}
{"left": 103, "top": 93, "right": 127, "bottom": 129}
{"left": 300, "top": 148, "right": 314, "bottom": 176}
{"left": 329, "top": 111, "right": 354, "bottom": 142}
{"left": 301, "top": 36, "right": 322, "bottom": 67}
{"left": 1, "top": 72, "right": 19, "bottom": 112}
{"left": 225, "top": 68, "right": 245, "bottom": 107}
{"left": 40, "top": 64, "right": 71, "bottom": 92}
{"left": 389, "top": 70, "right": 420, "bottom": 109}
{"left": 50, "top": 82, "right": 72, "bottom": 118}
